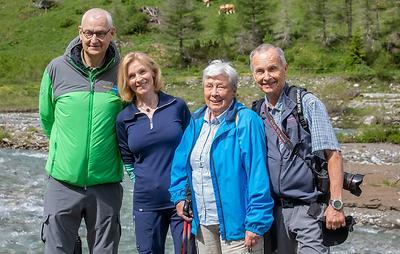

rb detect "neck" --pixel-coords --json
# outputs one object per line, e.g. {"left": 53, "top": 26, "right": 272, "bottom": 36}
{"left": 136, "top": 92, "right": 159, "bottom": 109}
{"left": 83, "top": 51, "right": 106, "bottom": 68}
{"left": 267, "top": 87, "right": 285, "bottom": 107}
{"left": 267, "top": 94, "right": 279, "bottom": 107}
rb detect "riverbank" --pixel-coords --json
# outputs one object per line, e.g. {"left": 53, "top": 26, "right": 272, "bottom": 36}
{"left": 1, "top": 112, "right": 399, "bottom": 229}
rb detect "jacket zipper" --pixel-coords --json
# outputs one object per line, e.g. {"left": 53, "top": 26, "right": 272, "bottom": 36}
{"left": 209, "top": 137, "right": 227, "bottom": 240}
{"left": 136, "top": 99, "right": 176, "bottom": 130}
{"left": 85, "top": 72, "right": 96, "bottom": 189}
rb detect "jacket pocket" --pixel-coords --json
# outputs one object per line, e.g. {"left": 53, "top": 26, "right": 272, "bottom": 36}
{"left": 40, "top": 214, "right": 50, "bottom": 243}
{"left": 50, "top": 142, "right": 58, "bottom": 173}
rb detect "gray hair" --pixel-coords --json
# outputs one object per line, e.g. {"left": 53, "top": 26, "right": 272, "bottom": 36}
{"left": 249, "top": 44, "right": 287, "bottom": 70}
{"left": 202, "top": 60, "right": 238, "bottom": 89}
{"left": 81, "top": 8, "right": 113, "bottom": 29}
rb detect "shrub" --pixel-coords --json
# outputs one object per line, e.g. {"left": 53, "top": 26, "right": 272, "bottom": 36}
{"left": 0, "top": 127, "right": 10, "bottom": 140}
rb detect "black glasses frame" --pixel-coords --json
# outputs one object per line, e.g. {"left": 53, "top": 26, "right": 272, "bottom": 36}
{"left": 81, "top": 29, "right": 111, "bottom": 39}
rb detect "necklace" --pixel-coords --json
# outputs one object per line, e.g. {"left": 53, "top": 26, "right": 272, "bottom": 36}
{"left": 136, "top": 95, "right": 158, "bottom": 114}
{"left": 138, "top": 105, "right": 153, "bottom": 113}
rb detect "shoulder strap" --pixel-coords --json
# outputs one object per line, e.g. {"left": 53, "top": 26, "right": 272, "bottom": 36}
{"left": 287, "top": 86, "right": 311, "bottom": 134}
{"left": 251, "top": 98, "right": 264, "bottom": 115}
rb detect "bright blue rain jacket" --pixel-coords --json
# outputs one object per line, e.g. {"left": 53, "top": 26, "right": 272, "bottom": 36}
{"left": 169, "top": 100, "right": 274, "bottom": 240}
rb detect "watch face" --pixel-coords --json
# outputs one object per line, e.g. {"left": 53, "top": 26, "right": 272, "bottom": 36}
{"left": 332, "top": 199, "right": 343, "bottom": 210}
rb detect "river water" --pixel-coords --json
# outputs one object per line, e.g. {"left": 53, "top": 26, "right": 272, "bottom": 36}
{"left": 0, "top": 149, "right": 399, "bottom": 254}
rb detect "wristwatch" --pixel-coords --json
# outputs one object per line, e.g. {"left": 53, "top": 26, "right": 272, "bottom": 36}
{"left": 329, "top": 199, "right": 344, "bottom": 211}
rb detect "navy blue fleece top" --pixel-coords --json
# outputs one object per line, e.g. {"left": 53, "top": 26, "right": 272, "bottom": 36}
{"left": 116, "top": 92, "right": 191, "bottom": 210}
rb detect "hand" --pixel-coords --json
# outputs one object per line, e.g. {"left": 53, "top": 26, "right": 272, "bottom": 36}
{"left": 324, "top": 205, "right": 346, "bottom": 230}
{"left": 176, "top": 201, "right": 192, "bottom": 222}
{"left": 244, "top": 231, "right": 261, "bottom": 249}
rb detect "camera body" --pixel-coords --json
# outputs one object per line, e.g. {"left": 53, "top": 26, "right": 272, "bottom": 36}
{"left": 314, "top": 159, "right": 364, "bottom": 197}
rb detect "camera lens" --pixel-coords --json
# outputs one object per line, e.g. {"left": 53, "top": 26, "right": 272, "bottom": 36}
{"left": 343, "top": 172, "right": 364, "bottom": 197}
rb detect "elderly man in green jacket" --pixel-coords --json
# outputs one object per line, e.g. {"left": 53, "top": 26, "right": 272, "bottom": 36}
{"left": 39, "top": 8, "right": 123, "bottom": 253}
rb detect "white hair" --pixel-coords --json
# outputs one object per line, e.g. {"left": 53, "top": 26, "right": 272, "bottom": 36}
{"left": 81, "top": 8, "right": 113, "bottom": 28}
{"left": 202, "top": 60, "right": 238, "bottom": 89}
{"left": 249, "top": 44, "right": 287, "bottom": 70}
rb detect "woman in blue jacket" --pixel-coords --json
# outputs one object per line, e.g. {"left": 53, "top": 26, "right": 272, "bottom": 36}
{"left": 169, "top": 60, "right": 274, "bottom": 254}
{"left": 116, "top": 52, "right": 192, "bottom": 253}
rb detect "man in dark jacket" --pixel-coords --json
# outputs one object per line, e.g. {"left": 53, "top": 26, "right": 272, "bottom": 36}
{"left": 250, "top": 43, "right": 346, "bottom": 254}
{"left": 39, "top": 8, "right": 123, "bottom": 253}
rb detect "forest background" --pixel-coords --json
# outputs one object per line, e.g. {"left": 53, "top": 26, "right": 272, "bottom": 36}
{"left": 0, "top": 0, "right": 399, "bottom": 143}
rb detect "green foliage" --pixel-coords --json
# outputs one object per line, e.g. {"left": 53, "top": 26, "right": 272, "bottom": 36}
{"left": 337, "top": 125, "right": 400, "bottom": 145}
{"left": 160, "top": 0, "right": 203, "bottom": 67}
{"left": 113, "top": 3, "right": 149, "bottom": 35}
{"left": 215, "top": 14, "right": 228, "bottom": 46}
{"left": 346, "top": 35, "right": 366, "bottom": 67}
{"left": 0, "top": 126, "right": 10, "bottom": 140}
{"left": 236, "top": 0, "right": 276, "bottom": 52}
{"left": 0, "top": 0, "right": 399, "bottom": 89}
{"left": 0, "top": 83, "right": 39, "bottom": 111}
{"left": 285, "top": 42, "right": 338, "bottom": 73}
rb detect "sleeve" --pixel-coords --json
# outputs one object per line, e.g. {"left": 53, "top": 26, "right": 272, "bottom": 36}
{"left": 237, "top": 110, "right": 274, "bottom": 236}
{"left": 115, "top": 116, "right": 136, "bottom": 181}
{"left": 302, "top": 93, "right": 340, "bottom": 154}
{"left": 169, "top": 117, "right": 194, "bottom": 204}
{"left": 38, "top": 68, "right": 55, "bottom": 138}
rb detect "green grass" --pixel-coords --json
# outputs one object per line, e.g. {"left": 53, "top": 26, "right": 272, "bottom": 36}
{"left": 0, "top": 83, "right": 39, "bottom": 111}
{"left": 1, "top": 0, "right": 399, "bottom": 85}
{"left": 0, "top": 126, "right": 10, "bottom": 140}
{"left": 337, "top": 125, "right": 400, "bottom": 144}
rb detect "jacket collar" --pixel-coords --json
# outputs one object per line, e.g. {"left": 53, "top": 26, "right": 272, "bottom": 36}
{"left": 64, "top": 36, "right": 120, "bottom": 75}
{"left": 122, "top": 91, "right": 175, "bottom": 121}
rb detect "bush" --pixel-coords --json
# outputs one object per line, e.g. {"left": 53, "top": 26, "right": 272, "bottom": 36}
{"left": 0, "top": 127, "right": 10, "bottom": 140}
{"left": 355, "top": 125, "right": 400, "bottom": 144}
{"left": 113, "top": 4, "right": 149, "bottom": 36}
{"left": 186, "top": 40, "right": 236, "bottom": 66}
{"left": 285, "top": 43, "right": 338, "bottom": 73}
{"left": 345, "top": 36, "right": 366, "bottom": 67}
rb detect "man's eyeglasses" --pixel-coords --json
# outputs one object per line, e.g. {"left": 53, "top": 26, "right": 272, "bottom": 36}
{"left": 81, "top": 29, "right": 111, "bottom": 39}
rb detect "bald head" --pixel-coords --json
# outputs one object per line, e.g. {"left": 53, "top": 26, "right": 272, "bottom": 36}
{"left": 81, "top": 8, "right": 113, "bottom": 29}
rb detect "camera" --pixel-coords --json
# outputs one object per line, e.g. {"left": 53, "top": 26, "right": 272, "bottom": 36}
{"left": 343, "top": 172, "right": 364, "bottom": 197}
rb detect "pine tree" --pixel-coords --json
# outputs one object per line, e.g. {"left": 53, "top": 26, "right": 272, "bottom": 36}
{"left": 236, "top": 0, "right": 275, "bottom": 53}
{"left": 160, "top": 0, "right": 203, "bottom": 67}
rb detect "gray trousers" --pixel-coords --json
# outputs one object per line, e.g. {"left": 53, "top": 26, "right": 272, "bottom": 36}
{"left": 41, "top": 177, "right": 123, "bottom": 254}
{"left": 274, "top": 204, "right": 329, "bottom": 254}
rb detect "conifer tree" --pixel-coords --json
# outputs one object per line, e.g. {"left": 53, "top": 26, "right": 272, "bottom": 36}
{"left": 160, "top": 0, "right": 203, "bottom": 67}
{"left": 236, "top": 0, "right": 275, "bottom": 52}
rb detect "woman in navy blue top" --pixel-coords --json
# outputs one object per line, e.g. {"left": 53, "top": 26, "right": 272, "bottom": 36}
{"left": 116, "top": 52, "right": 191, "bottom": 254}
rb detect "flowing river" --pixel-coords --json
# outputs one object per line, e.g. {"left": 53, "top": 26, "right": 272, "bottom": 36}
{"left": 0, "top": 149, "right": 399, "bottom": 254}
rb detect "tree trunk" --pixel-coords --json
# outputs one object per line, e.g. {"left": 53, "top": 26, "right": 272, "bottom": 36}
{"left": 364, "top": 0, "right": 373, "bottom": 52}
{"left": 345, "top": 0, "right": 353, "bottom": 39}
{"left": 281, "top": 0, "right": 290, "bottom": 46}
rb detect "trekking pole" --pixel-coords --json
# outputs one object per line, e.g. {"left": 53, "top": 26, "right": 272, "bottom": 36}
{"left": 181, "top": 221, "right": 188, "bottom": 254}
{"left": 186, "top": 222, "right": 192, "bottom": 254}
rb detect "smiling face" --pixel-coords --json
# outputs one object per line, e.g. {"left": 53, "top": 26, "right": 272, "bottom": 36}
{"left": 203, "top": 74, "right": 236, "bottom": 119}
{"left": 251, "top": 48, "right": 288, "bottom": 105}
{"left": 79, "top": 12, "right": 115, "bottom": 60}
{"left": 127, "top": 60, "right": 155, "bottom": 97}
